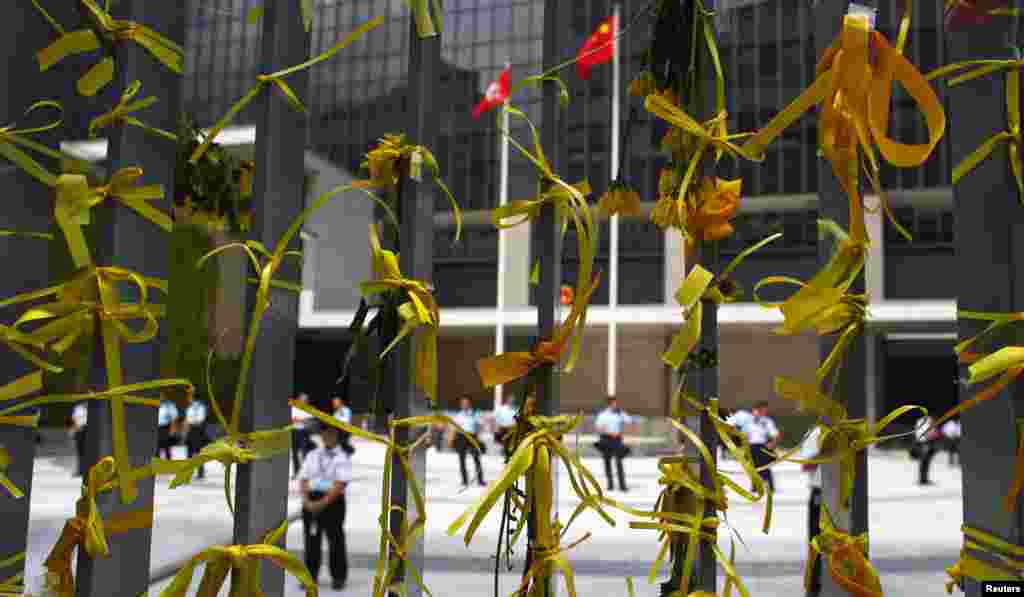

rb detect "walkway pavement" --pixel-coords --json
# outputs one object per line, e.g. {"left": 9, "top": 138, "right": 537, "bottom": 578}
{"left": 21, "top": 437, "right": 962, "bottom": 596}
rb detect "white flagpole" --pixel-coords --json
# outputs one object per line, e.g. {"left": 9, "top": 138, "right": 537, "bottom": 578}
{"left": 495, "top": 75, "right": 511, "bottom": 414}
{"left": 608, "top": 5, "right": 621, "bottom": 400}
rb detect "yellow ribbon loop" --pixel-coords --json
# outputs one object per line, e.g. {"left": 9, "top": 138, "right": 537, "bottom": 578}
{"left": 809, "top": 504, "right": 882, "bottom": 597}
{"left": 44, "top": 458, "right": 154, "bottom": 597}
{"left": 662, "top": 265, "right": 715, "bottom": 370}
{"left": 190, "top": 17, "right": 385, "bottom": 164}
{"left": 36, "top": 0, "right": 184, "bottom": 96}
{"left": 742, "top": 11, "right": 944, "bottom": 243}
{"left": 54, "top": 168, "right": 170, "bottom": 268}
{"left": 476, "top": 272, "right": 601, "bottom": 388}
{"left": 360, "top": 223, "right": 440, "bottom": 405}
{"left": 946, "top": 525, "right": 1024, "bottom": 593}
{"left": 159, "top": 520, "right": 316, "bottom": 597}
{"left": 0, "top": 99, "right": 69, "bottom": 188}
{"left": 0, "top": 552, "right": 26, "bottom": 597}
{"left": 0, "top": 447, "right": 24, "bottom": 499}
{"left": 88, "top": 81, "right": 177, "bottom": 141}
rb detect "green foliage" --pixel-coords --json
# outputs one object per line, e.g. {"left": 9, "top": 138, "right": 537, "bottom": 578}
{"left": 174, "top": 115, "right": 254, "bottom": 234}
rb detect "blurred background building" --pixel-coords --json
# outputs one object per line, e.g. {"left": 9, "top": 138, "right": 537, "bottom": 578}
{"left": 179, "top": 0, "right": 956, "bottom": 425}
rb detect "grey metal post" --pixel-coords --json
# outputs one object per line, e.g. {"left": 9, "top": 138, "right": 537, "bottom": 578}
{"left": 947, "top": 14, "right": 1021, "bottom": 597}
{"left": 382, "top": 10, "right": 441, "bottom": 597}
{"left": 74, "top": 2, "right": 185, "bottom": 595}
{"left": 0, "top": 2, "right": 60, "bottom": 587}
{"left": 814, "top": 3, "right": 869, "bottom": 596}
{"left": 231, "top": 1, "right": 309, "bottom": 595}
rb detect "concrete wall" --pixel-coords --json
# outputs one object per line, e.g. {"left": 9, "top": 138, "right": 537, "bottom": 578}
{"left": 718, "top": 326, "right": 819, "bottom": 413}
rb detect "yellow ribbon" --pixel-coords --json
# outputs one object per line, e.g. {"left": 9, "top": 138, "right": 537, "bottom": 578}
{"left": 928, "top": 60, "right": 1024, "bottom": 203}
{"left": 476, "top": 272, "right": 601, "bottom": 388}
{"left": 189, "top": 17, "right": 385, "bottom": 164}
{"left": 0, "top": 100, "right": 70, "bottom": 189}
{"left": 946, "top": 525, "right": 1024, "bottom": 593}
{"left": 44, "top": 458, "right": 154, "bottom": 597}
{"left": 807, "top": 504, "right": 881, "bottom": 597}
{"left": 359, "top": 223, "right": 440, "bottom": 405}
{"left": 597, "top": 182, "right": 642, "bottom": 218}
{"left": 158, "top": 519, "right": 315, "bottom": 597}
{"left": 0, "top": 552, "right": 26, "bottom": 597}
{"left": 0, "top": 447, "right": 24, "bottom": 499}
{"left": 490, "top": 104, "right": 598, "bottom": 374}
{"left": 35, "top": 0, "right": 184, "bottom": 96}
{"left": 88, "top": 80, "right": 177, "bottom": 141}
{"left": 743, "top": 11, "right": 945, "bottom": 243}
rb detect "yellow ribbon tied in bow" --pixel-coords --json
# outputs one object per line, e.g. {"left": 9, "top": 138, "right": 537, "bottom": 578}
{"left": 88, "top": 80, "right": 177, "bottom": 142}
{"left": 0, "top": 99, "right": 72, "bottom": 189}
{"left": 34, "top": 0, "right": 184, "bottom": 96}
{"left": 44, "top": 458, "right": 154, "bottom": 597}
{"left": 742, "top": 8, "right": 945, "bottom": 243}
{"left": 159, "top": 520, "right": 316, "bottom": 597}
{"left": 598, "top": 181, "right": 642, "bottom": 218}
{"left": 809, "top": 504, "right": 882, "bottom": 597}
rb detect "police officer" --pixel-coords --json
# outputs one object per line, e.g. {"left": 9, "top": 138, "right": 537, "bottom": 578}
{"left": 291, "top": 393, "right": 314, "bottom": 478}
{"left": 157, "top": 398, "right": 179, "bottom": 460}
{"left": 493, "top": 395, "right": 518, "bottom": 458}
{"left": 69, "top": 402, "right": 88, "bottom": 477}
{"left": 729, "top": 401, "right": 780, "bottom": 492}
{"left": 184, "top": 398, "right": 210, "bottom": 479}
{"left": 299, "top": 422, "right": 351, "bottom": 591}
{"left": 595, "top": 397, "right": 632, "bottom": 492}
{"left": 331, "top": 396, "right": 355, "bottom": 455}
{"left": 452, "top": 397, "right": 486, "bottom": 488}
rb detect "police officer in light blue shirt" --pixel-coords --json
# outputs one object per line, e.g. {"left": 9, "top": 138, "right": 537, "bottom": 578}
{"left": 185, "top": 399, "right": 210, "bottom": 479}
{"left": 330, "top": 396, "right": 355, "bottom": 455}
{"left": 493, "top": 396, "right": 518, "bottom": 456}
{"left": 595, "top": 397, "right": 633, "bottom": 492}
{"left": 453, "top": 397, "right": 486, "bottom": 487}
{"left": 157, "top": 399, "right": 179, "bottom": 460}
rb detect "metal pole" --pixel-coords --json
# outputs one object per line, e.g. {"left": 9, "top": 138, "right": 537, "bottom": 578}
{"left": 947, "top": 12, "right": 1021, "bottom": 597}
{"left": 384, "top": 9, "right": 440, "bottom": 597}
{"left": 608, "top": 3, "right": 622, "bottom": 400}
{"left": 231, "top": 1, "right": 310, "bottom": 595}
{"left": 73, "top": 2, "right": 184, "bottom": 595}
{"left": 496, "top": 104, "right": 510, "bottom": 412}
{"left": 0, "top": 3, "right": 61, "bottom": 588}
{"left": 814, "top": 3, "right": 869, "bottom": 595}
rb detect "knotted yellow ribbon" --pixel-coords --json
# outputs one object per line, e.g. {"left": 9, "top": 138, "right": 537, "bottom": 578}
{"left": 945, "top": 525, "right": 1024, "bottom": 593}
{"left": 0, "top": 552, "right": 26, "bottom": 597}
{"left": 743, "top": 10, "right": 945, "bottom": 243}
{"left": 808, "top": 504, "right": 882, "bottom": 597}
{"left": 34, "top": 0, "right": 184, "bottom": 96}
{"left": 0, "top": 99, "right": 71, "bottom": 189}
{"left": 597, "top": 182, "right": 642, "bottom": 218}
{"left": 88, "top": 81, "right": 177, "bottom": 142}
{"left": 360, "top": 223, "right": 440, "bottom": 405}
{"left": 0, "top": 447, "right": 24, "bottom": 499}
{"left": 44, "top": 458, "right": 154, "bottom": 597}
{"left": 158, "top": 519, "right": 316, "bottom": 597}
{"left": 476, "top": 272, "right": 601, "bottom": 388}
{"left": 189, "top": 17, "right": 385, "bottom": 164}
{"left": 55, "top": 169, "right": 170, "bottom": 268}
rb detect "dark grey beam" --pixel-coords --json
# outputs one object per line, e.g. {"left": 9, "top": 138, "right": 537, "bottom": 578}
{"left": 74, "top": 2, "right": 185, "bottom": 595}
{"left": 0, "top": 3, "right": 63, "bottom": 588}
{"left": 231, "top": 1, "right": 310, "bottom": 595}
{"left": 383, "top": 9, "right": 441, "bottom": 597}
{"left": 947, "top": 14, "right": 1021, "bottom": 597}
{"left": 814, "top": 3, "right": 869, "bottom": 596}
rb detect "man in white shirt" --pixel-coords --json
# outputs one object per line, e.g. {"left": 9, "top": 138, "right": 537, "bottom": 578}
{"left": 941, "top": 418, "right": 961, "bottom": 466}
{"left": 157, "top": 399, "right": 179, "bottom": 460}
{"left": 299, "top": 423, "right": 351, "bottom": 591}
{"left": 452, "top": 397, "right": 486, "bottom": 487}
{"left": 799, "top": 426, "right": 823, "bottom": 596}
{"left": 595, "top": 397, "right": 633, "bottom": 492}
{"left": 69, "top": 402, "right": 88, "bottom": 477}
{"left": 729, "top": 401, "right": 781, "bottom": 492}
{"left": 331, "top": 396, "right": 355, "bottom": 455}
{"left": 291, "top": 393, "right": 314, "bottom": 478}
{"left": 493, "top": 395, "right": 518, "bottom": 458}
{"left": 184, "top": 398, "right": 210, "bottom": 479}
{"left": 913, "top": 414, "right": 940, "bottom": 485}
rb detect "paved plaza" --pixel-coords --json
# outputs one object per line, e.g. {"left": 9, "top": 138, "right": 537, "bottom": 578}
{"left": 22, "top": 435, "right": 962, "bottom": 596}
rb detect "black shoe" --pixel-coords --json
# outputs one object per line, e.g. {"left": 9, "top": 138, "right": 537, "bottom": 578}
{"left": 332, "top": 580, "right": 346, "bottom": 590}
{"left": 478, "top": 480, "right": 486, "bottom": 487}
{"left": 919, "top": 480, "right": 935, "bottom": 486}
{"left": 620, "top": 486, "right": 629, "bottom": 493}
{"left": 607, "top": 485, "right": 615, "bottom": 492}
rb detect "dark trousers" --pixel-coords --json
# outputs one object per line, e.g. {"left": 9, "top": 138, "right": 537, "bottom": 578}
{"left": 186, "top": 425, "right": 209, "bottom": 478}
{"left": 919, "top": 442, "right": 936, "bottom": 483}
{"left": 751, "top": 444, "right": 774, "bottom": 493}
{"left": 599, "top": 435, "right": 628, "bottom": 491}
{"left": 292, "top": 428, "right": 311, "bottom": 476}
{"left": 807, "top": 487, "right": 823, "bottom": 596}
{"left": 157, "top": 425, "right": 173, "bottom": 460}
{"left": 455, "top": 434, "right": 484, "bottom": 486}
{"left": 74, "top": 429, "right": 87, "bottom": 476}
{"left": 946, "top": 438, "right": 960, "bottom": 466}
{"left": 303, "top": 491, "right": 348, "bottom": 585}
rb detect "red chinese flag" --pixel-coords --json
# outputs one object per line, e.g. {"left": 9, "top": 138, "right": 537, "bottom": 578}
{"left": 577, "top": 15, "right": 616, "bottom": 81}
{"left": 472, "top": 67, "right": 511, "bottom": 119}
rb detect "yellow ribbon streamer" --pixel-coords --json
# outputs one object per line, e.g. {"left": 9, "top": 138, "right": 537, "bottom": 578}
{"left": 44, "top": 458, "right": 154, "bottom": 597}
{"left": 808, "top": 505, "right": 882, "bottom": 597}
{"left": 0, "top": 552, "right": 26, "bottom": 597}
{"left": 0, "top": 447, "right": 24, "bottom": 499}
{"left": 0, "top": 100, "right": 70, "bottom": 189}
{"left": 158, "top": 519, "right": 316, "bottom": 597}
{"left": 598, "top": 182, "right": 642, "bottom": 218}
{"left": 189, "top": 17, "right": 385, "bottom": 164}
{"left": 88, "top": 81, "right": 177, "bottom": 141}
{"left": 35, "top": 0, "right": 184, "bottom": 96}
{"left": 946, "top": 525, "right": 1024, "bottom": 593}
{"left": 742, "top": 11, "right": 945, "bottom": 243}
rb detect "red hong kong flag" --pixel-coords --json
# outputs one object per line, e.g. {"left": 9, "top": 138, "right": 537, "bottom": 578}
{"left": 472, "top": 67, "right": 511, "bottom": 119}
{"left": 577, "top": 15, "right": 616, "bottom": 81}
